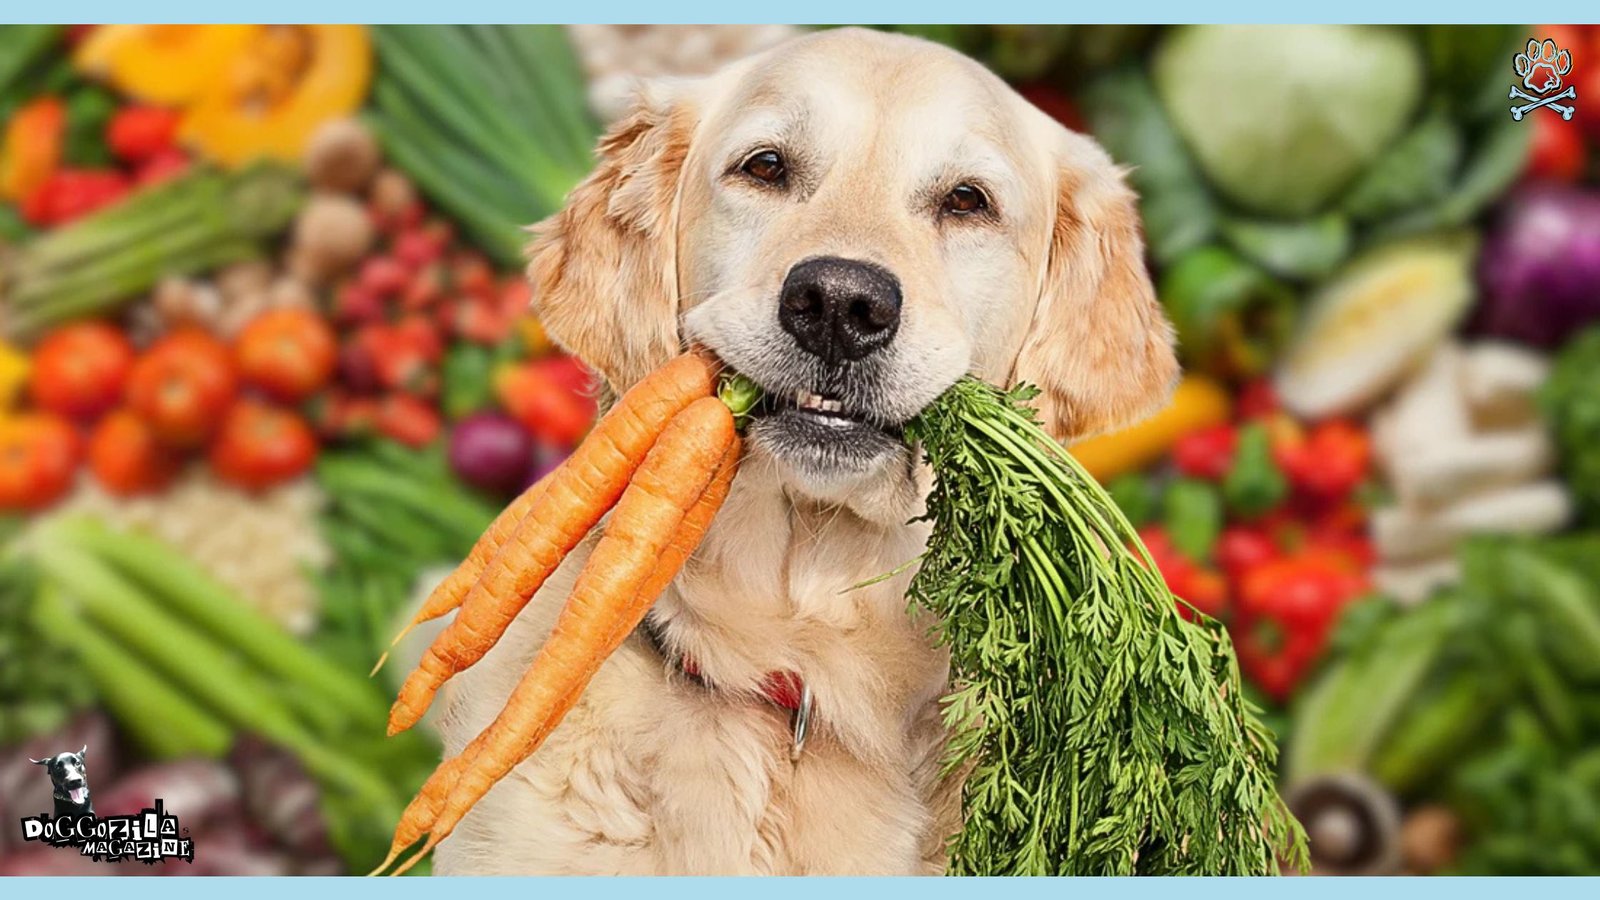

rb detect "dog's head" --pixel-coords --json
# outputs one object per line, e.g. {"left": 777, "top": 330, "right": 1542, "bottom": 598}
{"left": 529, "top": 28, "right": 1176, "bottom": 504}
{"left": 31, "top": 745, "right": 90, "bottom": 808}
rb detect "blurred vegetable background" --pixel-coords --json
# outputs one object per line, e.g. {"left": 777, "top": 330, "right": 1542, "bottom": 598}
{"left": 3, "top": 22, "right": 1600, "bottom": 876}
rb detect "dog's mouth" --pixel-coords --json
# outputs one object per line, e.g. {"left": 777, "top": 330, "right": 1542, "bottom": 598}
{"left": 757, "top": 388, "right": 902, "bottom": 433}
{"left": 62, "top": 782, "right": 87, "bottom": 805}
{"left": 740, "top": 380, "right": 909, "bottom": 477}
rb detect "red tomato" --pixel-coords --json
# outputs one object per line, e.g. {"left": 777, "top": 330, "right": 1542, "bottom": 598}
{"left": 125, "top": 329, "right": 239, "bottom": 448}
{"left": 208, "top": 400, "right": 318, "bottom": 490}
{"left": 0, "top": 413, "right": 81, "bottom": 512}
{"left": 22, "top": 168, "right": 130, "bottom": 227}
{"left": 28, "top": 321, "right": 135, "bottom": 419}
{"left": 374, "top": 393, "right": 442, "bottom": 448}
{"left": 1238, "top": 555, "right": 1355, "bottom": 629}
{"left": 494, "top": 362, "right": 593, "bottom": 447}
{"left": 234, "top": 308, "right": 338, "bottom": 403}
{"left": 106, "top": 106, "right": 181, "bottom": 164}
{"left": 1172, "top": 424, "right": 1237, "bottom": 480}
{"left": 1301, "top": 419, "right": 1371, "bottom": 499}
{"left": 1217, "top": 526, "right": 1279, "bottom": 582}
{"left": 88, "top": 409, "right": 180, "bottom": 496}
{"left": 1232, "top": 613, "right": 1324, "bottom": 703}
{"left": 1527, "top": 111, "right": 1585, "bottom": 181}
{"left": 134, "top": 148, "right": 190, "bottom": 187}
{"left": 350, "top": 323, "right": 436, "bottom": 395}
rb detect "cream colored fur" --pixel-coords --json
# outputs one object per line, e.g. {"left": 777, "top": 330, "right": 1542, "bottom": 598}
{"left": 434, "top": 27, "right": 1177, "bottom": 875}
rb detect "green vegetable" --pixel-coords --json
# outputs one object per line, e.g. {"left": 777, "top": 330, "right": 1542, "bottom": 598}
{"left": 367, "top": 26, "right": 599, "bottom": 267}
{"left": 0, "top": 557, "right": 94, "bottom": 745}
{"left": 1154, "top": 25, "right": 1422, "bottom": 218}
{"left": 62, "top": 84, "right": 118, "bottom": 168}
{"left": 313, "top": 441, "right": 497, "bottom": 674}
{"left": 1223, "top": 423, "right": 1288, "bottom": 518}
{"left": 1288, "top": 531, "right": 1600, "bottom": 874}
{"left": 50, "top": 516, "right": 386, "bottom": 729}
{"left": 905, "top": 378, "right": 1305, "bottom": 875}
{"left": 1287, "top": 594, "right": 1451, "bottom": 781}
{"left": 1340, "top": 108, "right": 1463, "bottom": 223}
{"left": 1163, "top": 478, "right": 1222, "bottom": 562}
{"left": 1106, "top": 473, "right": 1158, "bottom": 528}
{"left": 442, "top": 342, "right": 497, "bottom": 419}
{"left": 1541, "top": 327, "right": 1600, "bottom": 525}
{"left": 1081, "top": 67, "right": 1217, "bottom": 263}
{"left": 1159, "top": 245, "right": 1296, "bottom": 379}
{"left": 1368, "top": 113, "right": 1530, "bottom": 240}
{"left": 0, "top": 25, "right": 61, "bottom": 107}
{"left": 1423, "top": 25, "right": 1527, "bottom": 121}
{"left": 33, "top": 582, "right": 231, "bottom": 758}
{"left": 2, "top": 164, "right": 302, "bottom": 339}
{"left": 1221, "top": 213, "right": 1352, "bottom": 282}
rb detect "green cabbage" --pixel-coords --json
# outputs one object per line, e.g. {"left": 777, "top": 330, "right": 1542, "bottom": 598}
{"left": 1154, "top": 25, "right": 1423, "bottom": 218}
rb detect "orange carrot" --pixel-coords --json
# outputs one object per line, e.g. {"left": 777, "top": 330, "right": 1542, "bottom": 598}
{"left": 383, "top": 398, "right": 738, "bottom": 873}
{"left": 386, "top": 352, "right": 718, "bottom": 734}
{"left": 372, "top": 442, "right": 740, "bottom": 875}
{"left": 374, "top": 473, "right": 554, "bottom": 673}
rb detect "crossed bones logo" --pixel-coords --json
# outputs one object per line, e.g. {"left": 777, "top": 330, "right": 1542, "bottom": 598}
{"left": 1511, "top": 38, "right": 1576, "bottom": 121}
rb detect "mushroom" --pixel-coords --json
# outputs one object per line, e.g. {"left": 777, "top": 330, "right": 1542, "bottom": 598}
{"left": 304, "top": 118, "right": 381, "bottom": 195}
{"left": 289, "top": 193, "right": 374, "bottom": 284}
{"left": 1286, "top": 773, "right": 1403, "bottom": 875}
{"left": 1399, "top": 804, "right": 1461, "bottom": 875}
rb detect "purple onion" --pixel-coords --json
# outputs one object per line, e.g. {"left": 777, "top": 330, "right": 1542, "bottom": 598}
{"left": 1475, "top": 182, "right": 1600, "bottom": 348}
{"left": 449, "top": 412, "right": 535, "bottom": 495}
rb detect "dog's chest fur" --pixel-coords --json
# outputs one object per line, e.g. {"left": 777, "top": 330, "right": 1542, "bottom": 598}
{"left": 433, "top": 458, "right": 960, "bottom": 875}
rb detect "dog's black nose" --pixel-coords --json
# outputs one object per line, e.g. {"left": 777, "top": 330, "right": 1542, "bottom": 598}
{"left": 778, "top": 257, "right": 902, "bottom": 363}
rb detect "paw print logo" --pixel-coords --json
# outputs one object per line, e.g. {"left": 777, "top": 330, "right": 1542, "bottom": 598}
{"left": 1511, "top": 38, "right": 1577, "bottom": 121}
{"left": 1516, "top": 38, "right": 1572, "bottom": 94}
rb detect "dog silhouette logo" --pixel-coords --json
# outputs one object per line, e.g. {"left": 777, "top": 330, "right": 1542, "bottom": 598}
{"left": 30, "top": 745, "right": 93, "bottom": 818}
{"left": 1512, "top": 38, "right": 1577, "bottom": 121}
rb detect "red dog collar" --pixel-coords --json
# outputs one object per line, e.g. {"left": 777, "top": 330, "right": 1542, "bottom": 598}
{"left": 639, "top": 615, "right": 814, "bottom": 757}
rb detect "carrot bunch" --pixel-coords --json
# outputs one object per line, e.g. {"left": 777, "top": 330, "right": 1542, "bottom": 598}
{"left": 371, "top": 351, "right": 755, "bottom": 875}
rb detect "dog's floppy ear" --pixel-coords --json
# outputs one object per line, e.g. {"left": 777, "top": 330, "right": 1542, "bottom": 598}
{"left": 1010, "top": 130, "right": 1178, "bottom": 443}
{"left": 526, "top": 81, "right": 697, "bottom": 392}
{"left": 30, "top": 757, "right": 48, "bottom": 765}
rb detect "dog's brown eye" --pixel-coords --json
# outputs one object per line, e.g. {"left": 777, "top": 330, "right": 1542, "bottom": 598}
{"left": 942, "top": 184, "right": 988, "bottom": 216}
{"left": 742, "top": 150, "right": 786, "bottom": 185}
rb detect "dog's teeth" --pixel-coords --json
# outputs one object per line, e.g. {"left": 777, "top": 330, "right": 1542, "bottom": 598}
{"left": 797, "top": 391, "right": 830, "bottom": 411}
{"left": 820, "top": 399, "right": 842, "bottom": 413}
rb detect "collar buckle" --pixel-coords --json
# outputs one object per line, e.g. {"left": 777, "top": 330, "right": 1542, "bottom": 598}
{"left": 790, "top": 682, "right": 814, "bottom": 761}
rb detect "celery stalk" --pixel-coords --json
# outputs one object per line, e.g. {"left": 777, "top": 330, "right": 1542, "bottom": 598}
{"left": 33, "top": 583, "right": 232, "bottom": 759}
{"left": 51, "top": 517, "right": 386, "bottom": 730}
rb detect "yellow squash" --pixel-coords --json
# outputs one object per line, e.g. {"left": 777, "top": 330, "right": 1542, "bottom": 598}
{"left": 1069, "top": 375, "right": 1233, "bottom": 482}
{"left": 74, "top": 25, "right": 259, "bottom": 106}
{"left": 180, "top": 25, "right": 372, "bottom": 167}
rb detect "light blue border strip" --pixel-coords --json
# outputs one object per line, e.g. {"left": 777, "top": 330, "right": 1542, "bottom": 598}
{"left": 0, "top": 6, "right": 1595, "bottom": 24}
{"left": 3, "top": 875, "right": 1600, "bottom": 889}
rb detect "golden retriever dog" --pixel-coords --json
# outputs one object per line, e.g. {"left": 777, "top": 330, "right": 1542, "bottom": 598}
{"left": 433, "top": 26, "right": 1177, "bottom": 875}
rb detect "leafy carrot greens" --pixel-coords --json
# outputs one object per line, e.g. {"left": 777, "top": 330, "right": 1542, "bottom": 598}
{"left": 904, "top": 377, "right": 1306, "bottom": 875}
